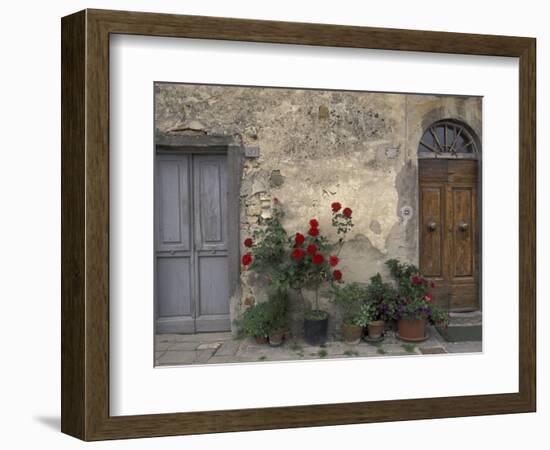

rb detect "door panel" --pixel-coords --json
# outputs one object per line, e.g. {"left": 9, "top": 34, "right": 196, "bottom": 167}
{"left": 157, "top": 158, "right": 191, "bottom": 252}
{"left": 156, "top": 152, "right": 230, "bottom": 334}
{"left": 452, "top": 187, "right": 474, "bottom": 277}
{"left": 419, "top": 185, "right": 444, "bottom": 277}
{"left": 157, "top": 257, "right": 192, "bottom": 317}
{"left": 419, "top": 159, "right": 479, "bottom": 311}
{"left": 194, "top": 156, "right": 228, "bottom": 249}
{"left": 193, "top": 155, "right": 230, "bottom": 331}
{"left": 156, "top": 155, "right": 194, "bottom": 333}
{"left": 198, "top": 256, "right": 230, "bottom": 316}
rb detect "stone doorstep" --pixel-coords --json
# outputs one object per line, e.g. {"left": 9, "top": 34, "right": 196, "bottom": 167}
{"left": 443, "top": 341, "right": 483, "bottom": 354}
{"left": 441, "top": 311, "right": 483, "bottom": 342}
{"left": 448, "top": 310, "right": 482, "bottom": 325}
{"left": 437, "top": 324, "right": 482, "bottom": 342}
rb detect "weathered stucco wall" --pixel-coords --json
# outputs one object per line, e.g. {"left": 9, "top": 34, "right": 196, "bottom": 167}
{"left": 155, "top": 83, "right": 482, "bottom": 335}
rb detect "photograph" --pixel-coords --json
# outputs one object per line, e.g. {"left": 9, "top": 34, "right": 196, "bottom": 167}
{"left": 153, "top": 83, "right": 483, "bottom": 366}
{"left": 0, "top": 0, "right": 542, "bottom": 446}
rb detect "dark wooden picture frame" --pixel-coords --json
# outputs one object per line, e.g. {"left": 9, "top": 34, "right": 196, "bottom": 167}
{"left": 61, "top": 9, "right": 536, "bottom": 441}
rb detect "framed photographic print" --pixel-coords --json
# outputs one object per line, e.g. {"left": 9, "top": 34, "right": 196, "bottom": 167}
{"left": 61, "top": 9, "right": 536, "bottom": 441}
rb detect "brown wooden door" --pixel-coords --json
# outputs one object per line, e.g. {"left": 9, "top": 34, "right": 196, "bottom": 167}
{"left": 419, "top": 159, "right": 479, "bottom": 311}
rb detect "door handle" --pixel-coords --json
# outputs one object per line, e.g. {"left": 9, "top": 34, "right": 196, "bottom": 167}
{"left": 427, "top": 221, "right": 437, "bottom": 231}
{"left": 458, "top": 221, "right": 469, "bottom": 232}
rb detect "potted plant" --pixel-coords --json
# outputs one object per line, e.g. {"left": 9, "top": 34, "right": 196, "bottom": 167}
{"left": 236, "top": 287, "right": 290, "bottom": 346}
{"left": 236, "top": 301, "right": 272, "bottom": 344}
{"left": 292, "top": 203, "right": 354, "bottom": 345}
{"left": 266, "top": 288, "right": 289, "bottom": 347}
{"left": 360, "top": 273, "right": 398, "bottom": 340}
{"left": 242, "top": 200, "right": 354, "bottom": 346}
{"left": 332, "top": 282, "right": 366, "bottom": 344}
{"left": 386, "top": 259, "right": 449, "bottom": 342}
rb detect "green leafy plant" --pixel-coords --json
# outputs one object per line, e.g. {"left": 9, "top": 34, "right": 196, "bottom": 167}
{"left": 236, "top": 288, "right": 290, "bottom": 338}
{"left": 355, "top": 301, "right": 379, "bottom": 328}
{"left": 244, "top": 204, "right": 291, "bottom": 291}
{"left": 266, "top": 288, "right": 289, "bottom": 332}
{"left": 331, "top": 282, "right": 368, "bottom": 325}
{"left": 355, "top": 273, "right": 399, "bottom": 327}
{"left": 386, "top": 259, "right": 449, "bottom": 327}
{"left": 242, "top": 200, "right": 355, "bottom": 321}
{"left": 236, "top": 301, "right": 272, "bottom": 339}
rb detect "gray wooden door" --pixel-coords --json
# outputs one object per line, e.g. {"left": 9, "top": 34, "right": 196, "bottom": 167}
{"left": 155, "top": 153, "right": 230, "bottom": 334}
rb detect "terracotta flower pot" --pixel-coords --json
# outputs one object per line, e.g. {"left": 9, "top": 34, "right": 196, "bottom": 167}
{"left": 268, "top": 330, "right": 285, "bottom": 347}
{"left": 254, "top": 335, "right": 268, "bottom": 345}
{"left": 368, "top": 320, "right": 385, "bottom": 339}
{"left": 342, "top": 323, "right": 362, "bottom": 344}
{"left": 397, "top": 318, "right": 427, "bottom": 342}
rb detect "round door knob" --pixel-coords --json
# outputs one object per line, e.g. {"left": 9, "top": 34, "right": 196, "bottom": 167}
{"left": 458, "top": 221, "right": 469, "bottom": 232}
{"left": 427, "top": 221, "right": 437, "bottom": 231}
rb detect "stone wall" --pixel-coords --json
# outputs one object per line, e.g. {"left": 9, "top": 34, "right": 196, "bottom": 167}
{"left": 155, "top": 83, "right": 482, "bottom": 336}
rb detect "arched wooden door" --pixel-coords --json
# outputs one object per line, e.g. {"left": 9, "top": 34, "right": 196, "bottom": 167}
{"left": 418, "top": 120, "right": 480, "bottom": 311}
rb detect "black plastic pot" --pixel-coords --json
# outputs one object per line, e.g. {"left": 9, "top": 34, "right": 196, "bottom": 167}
{"left": 304, "top": 314, "right": 329, "bottom": 346}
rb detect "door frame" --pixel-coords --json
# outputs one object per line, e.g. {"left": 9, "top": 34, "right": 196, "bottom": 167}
{"left": 154, "top": 133, "right": 244, "bottom": 334}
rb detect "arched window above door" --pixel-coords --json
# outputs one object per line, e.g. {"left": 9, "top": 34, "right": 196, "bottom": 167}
{"left": 418, "top": 120, "right": 479, "bottom": 159}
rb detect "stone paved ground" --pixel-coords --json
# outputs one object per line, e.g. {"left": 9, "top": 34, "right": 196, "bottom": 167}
{"left": 155, "top": 326, "right": 482, "bottom": 366}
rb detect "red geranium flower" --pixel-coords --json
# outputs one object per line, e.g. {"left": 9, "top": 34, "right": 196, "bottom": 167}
{"left": 425, "top": 293, "right": 433, "bottom": 302}
{"left": 308, "top": 227, "right": 319, "bottom": 237}
{"left": 306, "top": 243, "right": 317, "bottom": 255}
{"left": 295, "top": 233, "right": 305, "bottom": 245}
{"left": 411, "top": 275, "right": 422, "bottom": 285}
{"left": 343, "top": 207, "right": 352, "bottom": 218}
{"left": 312, "top": 253, "right": 324, "bottom": 265}
{"left": 329, "top": 255, "right": 339, "bottom": 267}
{"left": 292, "top": 248, "right": 305, "bottom": 261}
{"left": 331, "top": 202, "right": 342, "bottom": 212}
{"left": 242, "top": 254, "right": 252, "bottom": 266}
{"left": 431, "top": 281, "right": 436, "bottom": 288}
{"left": 244, "top": 238, "right": 253, "bottom": 248}
{"left": 333, "top": 269, "right": 343, "bottom": 281}
{"left": 309, "top": 218, "right": 319, "bottom": 228}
